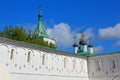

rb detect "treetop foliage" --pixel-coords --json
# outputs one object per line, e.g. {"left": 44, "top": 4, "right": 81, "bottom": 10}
{"left": 0, "top": 26, "right": 56, "bottom": 49}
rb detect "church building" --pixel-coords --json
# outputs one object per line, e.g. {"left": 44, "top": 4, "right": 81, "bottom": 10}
{"left": 35, "top": 10, "right": 56, "bottom": 46}
{"left": 0, "top": 10, "right": 120, "bottom": 80}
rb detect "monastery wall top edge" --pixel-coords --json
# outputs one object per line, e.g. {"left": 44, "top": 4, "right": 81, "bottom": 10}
{"left": 0, "top": 37, "right": 87, "bottom": 58}
{"left": 0, "top": 37, "right": 120, "bottom": 58}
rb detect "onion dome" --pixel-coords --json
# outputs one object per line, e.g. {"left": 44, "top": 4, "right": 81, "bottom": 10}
{"left": 73, "top": 35, "right": 78, "bottom": 47}
{"left": 79, "top": 40, "right": 86, "bottom": 45}
{"left": 88, "top": 36, "right": 93, "bottom": 47}
{"left": 79, "top": 40, "right": 83, "bottom": 44}
{"left": 73, "top": 43, "right": 78, "bottom": 47}
{"left": 38, "top": 13, "right": 42, "bottom": 17}
{"left": 88, "top": 44, "right": 93, "bottom": 47}
{"left": 79, "top": 32, "right": 86, "bottom": 45}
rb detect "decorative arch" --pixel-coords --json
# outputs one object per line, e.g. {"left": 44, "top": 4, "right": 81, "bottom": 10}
{"left": 117, "top": 56, "right": 120, "bottom": 70}
{"left": 80, "top": 60, "right": 86, "bottom": 73}
{"left": 42, "top": 54, "right": 45, "bottom": 66}
{"left": 0, "top": 43, "right": 9, "bottom": 52}
{"left": 9, "top": 45, "right": 17, "bottom": 63}
{"left": 28, "top": 49, "right": 34, "bottom": 55}
{"left": 73, "top": 59, "right": 76, "bottom": 69}
{"left": 0, "top": 43, "right": 9, "bottom": 64}
{"left": 103, "top": 57, "right": 111, "bottom": 71}
{"left": 96, "top": 58, "right": 103, "bottom": 72}
{"left": 10, "top": 45, "right": 17, "bottom": 52}
{"left": 26, "top": 49, "right": 34, "bottom": 64}
{"left": 88, "top": 59, "right": 96, "bottom": 73}
{"left": 110, "top": 59, "right": 116, "bottom": 70}
{"left": 63, "top": 57, "right": 67, "bottom": 68}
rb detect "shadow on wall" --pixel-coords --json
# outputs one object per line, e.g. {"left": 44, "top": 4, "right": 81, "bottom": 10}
{"left": 0, "top": 64, "right": 11, "bottom": 80}
{"left": 112, "top": 72, "right": 120, "bottom": 80}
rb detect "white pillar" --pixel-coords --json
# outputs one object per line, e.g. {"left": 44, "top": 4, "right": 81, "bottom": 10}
{"left": 88, "top": 46, "right": 93, "bottom": 55}
{"left": 73, "top": 44, "right": 78, "bottom": 54}
{"left": 83, "top": 45, "right": 87, "bottom": 52}
{"left": 74, "top": 46, "right": 78, "bottom": 53}
{"left": 80, "top": 44, "right": 83, "bottom": 51}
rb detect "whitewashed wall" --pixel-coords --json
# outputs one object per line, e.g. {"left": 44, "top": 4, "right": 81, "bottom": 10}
{"left": 1, "top": 38, "right": 120, "bottom": 80}
{"left": 43, "top": 37, "right": 55, "bottom": 45}
{"left": 88, "top": 53, "right": 120, "bottom": 80}
{"left": 0, "top": 38, "right": 88, "bottom": 80}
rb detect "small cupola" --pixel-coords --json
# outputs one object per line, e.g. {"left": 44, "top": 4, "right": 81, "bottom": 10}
{"left": 79, "top": 33, "right": 87, "bottom": 52}
{"left": 88, "top": 37, "right": 94, "bottom": 55}
{"left": 73, "top": 35, "right": 78, "bottom": 54}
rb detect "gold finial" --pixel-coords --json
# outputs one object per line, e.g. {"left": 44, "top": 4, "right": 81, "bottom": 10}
{"left": 81, "top": 32, "right": 85, "bottom": 40}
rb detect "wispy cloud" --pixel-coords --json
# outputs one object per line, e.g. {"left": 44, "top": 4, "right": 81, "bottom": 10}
{"left": 99, "top": 23, "right": 120, "bottom": 39}
{"left": 84, "top": 28, "right": 94, "bottom": 39}
{"left": 94, "top": 45, "right": 104, "bottom": 53}
{"left": 113, "top": 40, "right": 120, "bottom": 47}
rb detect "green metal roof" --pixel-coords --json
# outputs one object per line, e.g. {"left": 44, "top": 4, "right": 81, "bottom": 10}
{"left": 0, "top": 37, "right": 86, "bottom": 57}
{"left": 89, "top": 51, "right": 120, "bottom": 57}
{"left": 35, "top": 14, "right": 48, "bottom": 38}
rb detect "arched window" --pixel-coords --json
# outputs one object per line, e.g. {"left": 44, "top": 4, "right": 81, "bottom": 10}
{"left": 111, "top": 60, "right": 115, "bottom": 69}
{"left": 10, "top": 49, "right": 14, "bottom": 60}
{"left": 73, "top": 60, "right": 75, "bottom": 69}
{"left": 27, "top": 51, "right": 31, "bottom": 63}
{"left": 81, "top": 61, "right": 85, "bottom": 72}
{"left": 42, "top": 54, "right": 45, "bottom": 66}
{"left": 97, "top": 61, "right": 101, "bottom": 71}
{"left": 64, "top": 58, "right": 66, "bottom": 68}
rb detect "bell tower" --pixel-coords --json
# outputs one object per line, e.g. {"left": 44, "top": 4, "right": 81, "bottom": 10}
{"left": 35, "top": 6, "right": 48, "bottom": 38}
{"left": 35, "top": 6, "right": 56, "bottom": 46}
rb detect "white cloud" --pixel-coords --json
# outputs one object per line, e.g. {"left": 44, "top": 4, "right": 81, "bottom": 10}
{"left": 94, "top": 45, "right": 104, "bottom": 53}
{"left": 113, "top": 40, "right": 120, "bottom": 47}
{"left": 99, "top": 23, "right": 120, "bottom": 39}
{"left": 84, "top": 28, "right": 94, "bottom": 39}
{"left": 47, "top": 23, "right": 74, "bottom": 48}
{"left": 75, "top": 28, "right": 93, "bottom": 39}
{"left": 47, "top": 23, "right": 94, "bottom": 48}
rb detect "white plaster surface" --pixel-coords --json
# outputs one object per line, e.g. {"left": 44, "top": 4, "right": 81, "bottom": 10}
{"left": 0, "top": 64, "right": 11, "bottom": 80}
{"left": 0, "top": 38, "right": 120, "bottom": 80}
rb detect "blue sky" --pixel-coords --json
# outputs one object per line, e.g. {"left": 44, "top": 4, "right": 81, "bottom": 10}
{"left": 0, "top": 0, "right": 120, "bottom": 54}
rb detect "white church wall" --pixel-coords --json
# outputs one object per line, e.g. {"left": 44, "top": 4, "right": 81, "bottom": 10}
{"left": 1, "top": 38, "right": 120, "bottom": 80}
{"left": 117, "top": 56, "right": 120, "bottom": 70}
{"left": 0, "top": 64, "right": 11, "bottom": 80}
{"left": 0, "top": 38, "right": 89, "bottom": 80}
{"left": 43, "top": 37, "right": 55, "bottom": 45}
{"left": 0, "top": 44, "right": 9, "bottom": 64}
{"left": 16, "top": 47, "right": 26, "bottom": 67}
{"left": 88, "top": 53, "right": 120, "bottom": 80}
{"left": 10, "top": 73, "right": 89, "bottom": 80}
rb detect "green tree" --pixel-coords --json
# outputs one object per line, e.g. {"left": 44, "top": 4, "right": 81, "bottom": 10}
{"left": 3, "top": 26, "right": 26, "bottom": 41}
{"left": 0, "top": 26, "right": 56, "bottom": 49}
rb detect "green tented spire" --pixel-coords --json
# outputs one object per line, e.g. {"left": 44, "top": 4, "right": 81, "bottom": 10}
{"left": 35, "top": 11, "right": 48, "bottom": 38}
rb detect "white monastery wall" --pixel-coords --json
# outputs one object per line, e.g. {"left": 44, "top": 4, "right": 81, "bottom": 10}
{"left": 0, "top": 38, "right": 88, "bottom": 80}
{"left": 0, "top": 38, "right": 120, "bottom": 80}
{"left": 88, "top": 53, "right": 120, "bottom": 80}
